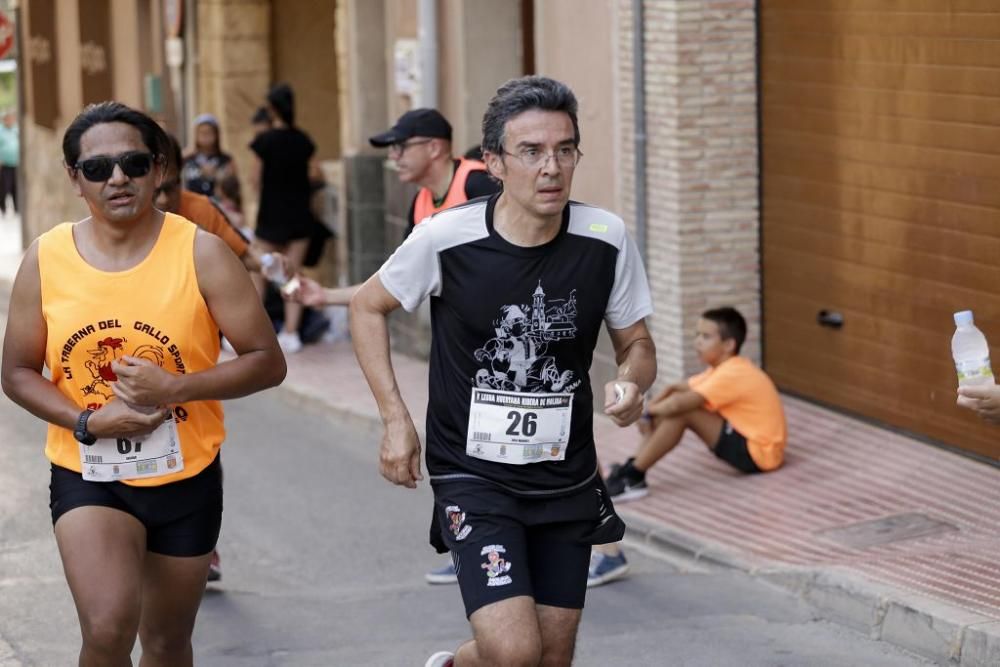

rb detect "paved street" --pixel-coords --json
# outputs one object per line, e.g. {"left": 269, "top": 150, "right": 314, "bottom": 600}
{"left": 0, "top": 317, "right": 935, "bottom": 667}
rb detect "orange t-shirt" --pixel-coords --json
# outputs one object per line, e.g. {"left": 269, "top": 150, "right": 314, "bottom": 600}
{"left": 688, "top": 356, "right": 787, "bottom": 471}
{"left": 37, "top": 214, "right": 225, "bottom": 486}
{"left": 179, "top": 189, "right": 249, "bottom": 258}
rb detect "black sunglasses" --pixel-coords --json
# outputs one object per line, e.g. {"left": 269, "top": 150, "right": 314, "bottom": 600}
{"left": 74, "top": 151, "right": 157, "bottom": 182}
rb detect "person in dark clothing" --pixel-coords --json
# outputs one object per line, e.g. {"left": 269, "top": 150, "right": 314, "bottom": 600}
{"left": 250, "top": 84, "right": 317, "bottom": 354}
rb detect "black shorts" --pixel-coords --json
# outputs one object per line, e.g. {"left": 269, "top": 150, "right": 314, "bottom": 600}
{"left": 429, "top": 474, "right": 626, "bottom": 617}
{"left": 713, "top": 422, "right": 762, "bottom": 474}
{"left": 49, "top": 456, "right": 223, "bottom": 557}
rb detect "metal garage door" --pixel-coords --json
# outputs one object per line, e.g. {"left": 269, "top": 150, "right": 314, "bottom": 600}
{"left": 761, "top": 1, "right": 1000, "bottom": 459}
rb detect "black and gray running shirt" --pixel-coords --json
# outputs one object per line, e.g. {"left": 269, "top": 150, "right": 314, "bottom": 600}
{"left": 379, "top": 194, "right": 653, "bottom": 496}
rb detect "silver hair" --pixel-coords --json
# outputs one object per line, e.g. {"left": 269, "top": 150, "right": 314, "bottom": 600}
{"left": 480, "top": 76, "right": 580, "bottom": 156}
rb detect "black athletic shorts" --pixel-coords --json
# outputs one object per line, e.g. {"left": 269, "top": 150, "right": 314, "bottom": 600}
{"left": 49, "top": 455, "right": 223, "bottom": 557}
{"left": 429, "top": 474, "right": 626, "bottom": 617}
{"left": 713, "top": 421, "right": 762, "bottom": 474}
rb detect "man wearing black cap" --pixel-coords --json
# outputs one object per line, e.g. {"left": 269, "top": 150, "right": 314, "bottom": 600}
{"left": 286, "top": 109, "right": 499, "bottom": 316}
{"left": 370, "top": 108, "right": 498, "bottom": 234}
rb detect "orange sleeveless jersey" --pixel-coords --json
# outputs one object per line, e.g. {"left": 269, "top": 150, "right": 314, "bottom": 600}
{"left": 38, "top": 214, "right": 225, "bottom": 486}
{"left": 412, "top": 158, "right": 487, "bottom": 224}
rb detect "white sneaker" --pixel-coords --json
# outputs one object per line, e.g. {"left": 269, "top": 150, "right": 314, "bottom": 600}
{"left": 276, "top": 331, "right": 303, "bottom": 354}
{"left": 424, "top": 651, "right": 455, "bottom": 667}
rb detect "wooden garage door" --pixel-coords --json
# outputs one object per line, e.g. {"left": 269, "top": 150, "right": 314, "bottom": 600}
{"left": 761, "top": 1, "right": 1000, "bottom": 460}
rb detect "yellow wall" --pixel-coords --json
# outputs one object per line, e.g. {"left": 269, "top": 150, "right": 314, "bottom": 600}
{"left": 271, "top": 1, "right": 340, "bottom": 160}
{"left": 532, "top": 0, "right": 619, "bottom": 213}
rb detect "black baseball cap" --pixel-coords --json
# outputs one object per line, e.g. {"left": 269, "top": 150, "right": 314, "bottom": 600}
{"left": 369, "top": 108, "right": 452, "bottom": 148}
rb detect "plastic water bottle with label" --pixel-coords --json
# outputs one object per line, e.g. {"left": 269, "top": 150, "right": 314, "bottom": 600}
{"left": 952, "top": 310, "right": 995, "bottom": 387}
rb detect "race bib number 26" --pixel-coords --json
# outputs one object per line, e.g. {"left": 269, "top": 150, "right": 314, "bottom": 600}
{"left": 466, "top": 388, "right": 572, "bottom": 465}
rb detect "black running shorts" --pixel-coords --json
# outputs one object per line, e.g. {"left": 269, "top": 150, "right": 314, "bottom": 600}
{"left": 49, "top": 455, "right": 223, "bottom": 557}
{"left": 429, "top": 474, "right": 626, "bottom": 617}
{"left": 713, "top": 421, "right": 762, "bottom": 474}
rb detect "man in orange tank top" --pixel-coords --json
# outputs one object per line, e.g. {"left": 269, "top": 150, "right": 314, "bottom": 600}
{"left": 1, "top": 102, "right": 285, "bottom": 666}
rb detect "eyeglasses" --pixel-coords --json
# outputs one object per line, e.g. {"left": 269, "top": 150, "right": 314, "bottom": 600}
{"left": 388, "top": 138, "right": 433, "bottom": 158}
{"left": 73, "top": 151, "right": 156, "bottom": 182}
{"left": 503, "top": 146, "right": 582, "bottom": 169}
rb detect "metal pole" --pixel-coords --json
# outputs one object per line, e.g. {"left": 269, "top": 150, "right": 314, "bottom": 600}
{"left": 632, "top": 0, "right": 647, "bottom": 264}
{"left": 418, "top": 0, "right": 437, "bottom": 108}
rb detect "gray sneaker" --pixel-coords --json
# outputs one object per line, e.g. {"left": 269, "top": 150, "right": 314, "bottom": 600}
{"left": 424, "top": 559, "right": 458, "bottom": 585}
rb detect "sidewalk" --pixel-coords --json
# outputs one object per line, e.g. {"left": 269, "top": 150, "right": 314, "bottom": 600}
{"left": 277, "top": 339, "right": 1000, "bottom": 667}
{"left": 2, "top": 222, "right": 1000, "bottom": 664}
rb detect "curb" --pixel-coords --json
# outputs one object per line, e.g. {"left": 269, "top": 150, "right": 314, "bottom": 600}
{"left": 621, "top": 510, "right": 1000, "bottom": 666}
{"left": 4, "top": 279, "right": 1000, "bottom": 665}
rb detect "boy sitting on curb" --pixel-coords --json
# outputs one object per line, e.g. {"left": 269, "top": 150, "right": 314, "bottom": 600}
{"left": 605, "top": 306, "right": 787, "bottom": 502}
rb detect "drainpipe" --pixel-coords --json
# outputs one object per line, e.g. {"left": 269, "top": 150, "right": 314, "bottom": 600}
{"left": 418, "top": 0, "right": 438, "bottom": 108}
{"left": 632, "top": 0, "right": 647, "bottom": 264}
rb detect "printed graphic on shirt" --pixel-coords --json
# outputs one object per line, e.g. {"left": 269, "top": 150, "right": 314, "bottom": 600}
{"left": 446, "top": 505, "right": 472, "bottom": 541}
{"left": 473, "top": 281, "right": 580, "bottom": 394}
{"left": 58, "top": 318, "right": 188, "bottom": 411}
{"left": 481, "top": 544, "right": 513, "bottom": 587}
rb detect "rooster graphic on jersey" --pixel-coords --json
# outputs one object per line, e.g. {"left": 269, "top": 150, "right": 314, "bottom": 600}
{"left": 473, "top": 282, "right": 580, "bottom": 393}
{"left": 81, "top": 338, "right": 166, "bottom": 400}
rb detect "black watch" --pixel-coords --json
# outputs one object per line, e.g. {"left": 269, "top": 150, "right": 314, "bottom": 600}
{"left": 73, "top": 409, "right": 97, "bottom": 446}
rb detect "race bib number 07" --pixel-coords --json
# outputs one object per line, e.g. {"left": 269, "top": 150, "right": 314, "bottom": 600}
{"left": 79, "top": 415, "right": 183, "bottom": 482}
{"left": 466, "top": 388, "right": 572, "bottom": 465}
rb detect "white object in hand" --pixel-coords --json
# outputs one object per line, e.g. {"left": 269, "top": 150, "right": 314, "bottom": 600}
{"left": 952, "top": 310, "right": 995, "bottom": 387}
{"left": 260, "top": 252, "right": 288, "bottom": 287}
{"left": 280, "top": 275, "right": 301, "bottom": 298}
{"left": 614, "top": 383, "right": 626, "bottom": 404}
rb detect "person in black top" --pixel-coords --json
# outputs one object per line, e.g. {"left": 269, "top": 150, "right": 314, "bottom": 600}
{"left": 251, "top": 84, "right": 316, "bottom": 354}
{"left": 351, "top": 76, "right": 656, "bottom": 667}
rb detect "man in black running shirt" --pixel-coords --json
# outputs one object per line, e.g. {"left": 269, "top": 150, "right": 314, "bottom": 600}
{"left": 351, "top": 76, "right": 656, "bottom": 667}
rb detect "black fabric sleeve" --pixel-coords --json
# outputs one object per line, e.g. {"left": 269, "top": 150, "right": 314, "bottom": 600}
{"left": 249, "top": 131, "right": 269, "bottom": 158}
{"left": 464, "top": 170, "right": 501, "bottom": 199}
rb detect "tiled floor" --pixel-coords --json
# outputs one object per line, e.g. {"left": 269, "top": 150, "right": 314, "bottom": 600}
{"left": 280, "top": 340, "right": 1000, "bottom": 620}
{"left": 596, "top": 395, "right": 1000, "bottom": 620}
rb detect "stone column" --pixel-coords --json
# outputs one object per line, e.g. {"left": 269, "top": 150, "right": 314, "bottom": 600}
{"left": 336, "top": 0, "right": 389, "bottom": 285}
{"left": 195, "top": 0, "right": 271, "bottom": 193}
{"left": 617, "top": 0, "right": 760, "bottom": 380}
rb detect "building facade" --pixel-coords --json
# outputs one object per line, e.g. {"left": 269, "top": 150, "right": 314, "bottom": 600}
{"left": 16, "top": 1, "right": 1000, "bottom": 461}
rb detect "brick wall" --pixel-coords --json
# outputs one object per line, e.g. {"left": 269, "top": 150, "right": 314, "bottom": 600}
{"left": 617, "top": 0, "right": 761, "bottom": 382}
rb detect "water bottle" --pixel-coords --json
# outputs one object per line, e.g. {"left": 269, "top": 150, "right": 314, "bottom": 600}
{"left": 952, "top": 310, "right": 995, "bottom": 386}
{"left": 260, "top": 252, "right": 288, "bottom": 287}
